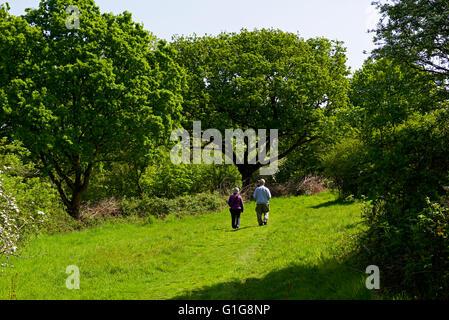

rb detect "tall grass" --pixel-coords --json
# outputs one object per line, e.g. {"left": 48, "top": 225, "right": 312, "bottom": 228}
{"left": 0, "top": 191, "right": 373, "bottom": 300}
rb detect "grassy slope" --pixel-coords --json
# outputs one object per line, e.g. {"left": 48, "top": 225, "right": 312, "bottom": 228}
{"left": 0, "top": 191, "right": 372, "bottom": 300}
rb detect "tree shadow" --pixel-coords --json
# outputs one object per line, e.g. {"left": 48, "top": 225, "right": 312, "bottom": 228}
{"left": 308, "top": 198, "right": 354, "bottom": 209}
{"left": 170, "top": 258, "right": 372, "bottom": 300}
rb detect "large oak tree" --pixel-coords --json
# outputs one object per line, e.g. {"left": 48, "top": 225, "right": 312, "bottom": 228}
{"left": 171, "top": 29, "right": 350, "bottom": 184}
{"left": 0, "top": 0, "right": 185, "bottom": 219}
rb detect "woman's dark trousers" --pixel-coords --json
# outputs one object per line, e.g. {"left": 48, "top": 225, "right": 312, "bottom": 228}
{"left": 230, "top": 209, "right": 241, "bottom": 229}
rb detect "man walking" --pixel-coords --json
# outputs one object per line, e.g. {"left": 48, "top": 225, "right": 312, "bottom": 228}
{"left": 253, "top": 179, "right": 271, "bottom": 226}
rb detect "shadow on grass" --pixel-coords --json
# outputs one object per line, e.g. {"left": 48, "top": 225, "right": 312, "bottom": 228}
{"left": 213, "top": 224, "right": 261, "bottom": 232}
{"left": 223, "top": 226, "right": 260, "bottom": 232}
{"left": 308, "top": 198, "right": 354, "bottom": 210}
{"left": 171, "top": 258, "right": 372, "bottom": 300}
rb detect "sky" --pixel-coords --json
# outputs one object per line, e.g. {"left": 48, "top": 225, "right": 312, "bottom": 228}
{"left": 6, "top": 0, "right": 381, "bottom": 72}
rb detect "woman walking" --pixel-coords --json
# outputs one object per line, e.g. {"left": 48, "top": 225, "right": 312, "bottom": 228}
{"left": 228, "top": 187, "right": 244, "bottom": 230}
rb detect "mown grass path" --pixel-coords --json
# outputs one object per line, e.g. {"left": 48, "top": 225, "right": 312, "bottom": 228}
{"left": 0, "top": 192, "right": 372, "bottom": 299}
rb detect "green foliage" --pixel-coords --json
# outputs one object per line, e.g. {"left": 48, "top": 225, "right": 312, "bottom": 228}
{"left": 365, "top": 113, "right": 449, "bottom": 205}
{"left": 350, "top": 58, "right": 440, "bottom": 140}
{"left": 373, "top": 0, "right": 449, "bottom": 88}
{"left": 171, "top": 28, "right": 351, "bottom": 181}
{"left": 275, "top": 99, "right": 357, "bottom": 184}
{"left": 274, "top": 140, "right": 326, "bottom": 183}
{"left": 121, "top": 192, "right": 226, "bottom": 219}
{"left": 359, "top": 195, "right": 449, "bottom": 299}
{"left": 141, "top": 161, "right": 241, "bottom": 199}
{"left": 324, "top": 52, "right": 449, "bottom": 298}
{"left": 0, "top": 138, "right": 65, "bottom": 252}
{"left": 412, "top": 199, "right": 449, "bottom": 298}
{"left": 83, "top": 151, "right": 242, "bottom": 201}
{"left": 350, "top": 112, "right": 449, "bottom": 299}
{"left": 141, "top": 162, "right": 199, "bottom": 199}
{"left": 0, "top": 0, "right": 185, "bottom": 219}
{"left": 326, "top": 111, "right": 449, "bottom": 205}
{"left": 81, "top": 161, "right": 147, "bottom": 201}
{"left": 321, "top": 138, "right": 367, "bottom": 196}
{"left": 0, "top": 140, "right": 110, "bottom": 238}
{"left": 325, "top": 58, "right": 446, "bottom": 199}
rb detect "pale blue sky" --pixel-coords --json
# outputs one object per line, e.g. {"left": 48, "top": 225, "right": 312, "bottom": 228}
{"left": 6, "top": 0, "right": 380, "bottom": 71}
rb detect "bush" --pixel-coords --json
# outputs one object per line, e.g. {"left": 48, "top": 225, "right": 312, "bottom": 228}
{"left": 82, "top": 162, "right": 144, "bottom": 201}
{"left": 140, "top": 162, "right": 199, "bottom": 199}
{"left": 0, "top": 139, "right": 58, "bottom": 263}
{"left": 274, "top": 141, "right": 327, "bottom": 183}
{"left": 84, "top": 151, "right": 242, "bottom": 201}
{"left": 239, "top": 177, "right": 329, "bottom": 199}
{"left": 354, "top": 113, "right": 449, "bottom": 299}
{"left": 0, "top": 138, "right": 90, "bottom": 237}
{"left": 321, "top": 138, "right": 368, "bottom": 196}
{"left": 358, "top": 197, "right": 449, "bottom": 299}
{"left": 0, "top": 175, "right": 44, "bottom": 264}
{"left": 412, "top": 199, "right": 449, "bottom": 298}
{"left": 121, "top": 192, "right": 226, "bottom": 219}
{"left": 140, "top": 160, "right": 241, "bottom": 199}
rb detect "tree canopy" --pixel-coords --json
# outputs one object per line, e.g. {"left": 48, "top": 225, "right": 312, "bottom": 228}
{"left": 349, "top": 58, "right": 441, "bottom": 141}
{"left": 171, "top": 29, "right": 350, "bottom": 183}
{"left": 0, "top": 0, "right": 185, "bottom": 219}
{"left": 373, "top": 0, "right": 449, "bottom": 92}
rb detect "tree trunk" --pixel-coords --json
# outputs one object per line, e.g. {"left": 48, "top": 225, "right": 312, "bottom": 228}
{"left": 238, "top": 164, "right": 261, "bottom": 187}
{"left": 67, "top": 189, "right": 84, "bottom": 220}
{"left": 40, "top": 152, "right": 95, "bottom": 220}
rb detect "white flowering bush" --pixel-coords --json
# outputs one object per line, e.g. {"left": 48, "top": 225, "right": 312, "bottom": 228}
{"left": 0, "top": 176, "right": 21, "bottom": 258}
{"left": 0, "top": 138, "right": 71, "bottom": 267}
{"left": 0, "top": 173, "right": 46, "bottom": 264}
{"left": 0, "top": 173, "right": 48, "bottom": 267}
{"left": 0, "top": 139, "right": 53, "bottom": 266}
{"left": 0, "top": 173, "right": 24, "bottom": 267}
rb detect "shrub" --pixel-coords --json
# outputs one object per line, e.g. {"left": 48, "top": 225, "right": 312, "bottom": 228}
{"left": 85, "top": 150, "right": 242, "bottom": 201}
{"left": 321, "top": 138, "right": 368, "bottom": 196}
{"left": 140, "top": 162, "right": 198, "bottom": 199}
{"left": 140, "top": 160, "right": 241, "bottom": 199}
{"left": 358, "top": 197, "right": 449, "bottom": 299}
{"left": 239, "top": 177, "right": 329, "bottom": 199}
{"left": 121, "top": 192, "right": 226, "bottom": 219}
{"left": 0, "top": 176, "right": 24, "bottom": 262}
{"left": 0, "top": 173, "right": 47, "bottom": 265}
{"left": 0, "top": 139, "right": 66, "bottom": 244}
{"left": 82, "top": 162, "right": 144, "bottom": 201}
{"left": 355, "top": 113, "right": 449, "bottom": 299}
{"left": 412, "top": 199, "right": 449, "bottom": 298}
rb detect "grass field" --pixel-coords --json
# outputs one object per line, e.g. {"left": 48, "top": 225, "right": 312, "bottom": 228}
{"left": 0, "top": 191, "right": 373, "bottom": 300}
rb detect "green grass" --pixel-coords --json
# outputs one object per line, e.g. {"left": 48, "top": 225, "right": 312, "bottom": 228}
{"left": 0, "top": 191, "right": 373, "bottom": 300}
